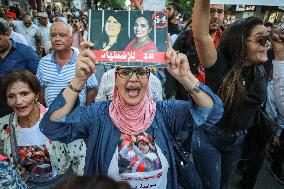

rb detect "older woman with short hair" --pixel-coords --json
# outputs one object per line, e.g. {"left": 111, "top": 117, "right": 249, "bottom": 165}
{"left": 0, "top": 71, "right": 84, "bottom": 188}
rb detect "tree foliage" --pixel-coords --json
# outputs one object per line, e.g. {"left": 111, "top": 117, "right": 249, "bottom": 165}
{"left": 178, "top": 0, "right": 195, "bottom": 13}
{"left": 97, "top": 0, "right": 126, "bottom": 9}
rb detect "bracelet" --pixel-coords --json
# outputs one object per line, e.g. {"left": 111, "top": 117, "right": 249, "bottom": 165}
{"left": 188, "top": 82, "right": 201, "bottom": 94}
{"left": 68, "top": 82, "right": 82, "bottom": 93}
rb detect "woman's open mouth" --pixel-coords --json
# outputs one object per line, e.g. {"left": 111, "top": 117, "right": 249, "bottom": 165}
{"left": 16, "top": 106, "right": 28, "bottom": 113}
{"left": 126, "top": 87, "right": 140, "bottom": 97}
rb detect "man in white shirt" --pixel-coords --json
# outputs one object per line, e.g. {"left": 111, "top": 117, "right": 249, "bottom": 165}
{"left": 13, "top": 15, "right": 38, "bottom": 51}
{"left": 0, "top": 18, "right": 28, "bottom": 46}
{"left": 36, "top": 12, "right": 51, "bottom": 49}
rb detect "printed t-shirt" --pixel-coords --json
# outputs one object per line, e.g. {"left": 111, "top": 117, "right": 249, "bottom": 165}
{"left": 108, "top": 132, "right": 168, "bottom": 189}
{"left": 18, "top": 121, "right": 57, "bottom": 180}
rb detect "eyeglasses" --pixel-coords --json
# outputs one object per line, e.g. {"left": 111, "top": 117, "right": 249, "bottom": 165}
{"left": 209, "top": 8, "right": 224, "bottom": 15}
{"left": 116, "top": 68, "right": 150, "bottom": 79}
{"left": 248, "top": 35, "right": 270, "bottom": 47}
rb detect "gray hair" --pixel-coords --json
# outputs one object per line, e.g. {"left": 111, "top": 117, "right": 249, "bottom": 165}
{"left": 50, "top": 21, "right": 73, "bottom": 36}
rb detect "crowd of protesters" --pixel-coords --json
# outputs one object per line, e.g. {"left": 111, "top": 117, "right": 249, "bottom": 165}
{"left": 0, "top": 0, "right": 283, "bottom": 189}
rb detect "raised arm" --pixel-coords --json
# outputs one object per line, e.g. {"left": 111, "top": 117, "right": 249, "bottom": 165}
{"left": 192, "top": 0, "right": 217, "bottom": 68}
{"left": 50, "top": 42, "right": 97, "bottom": 121}
{"left": 166, "top": 36, "right": 214, "bottom": 107}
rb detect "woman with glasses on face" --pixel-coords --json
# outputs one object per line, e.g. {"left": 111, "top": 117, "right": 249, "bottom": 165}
{"left": 125, "top": 13, "right": 157, "bottom": 52}
{"left": 39, "top": 39, "right": 223, "bottom": 188}
{"left": 191, "top": 1, "right": 278, "bottom": 189}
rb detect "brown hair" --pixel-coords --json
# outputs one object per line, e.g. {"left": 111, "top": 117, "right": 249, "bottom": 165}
{"left": 1, "top": 70, "right": 41, "bottom": 102}
{"left": 217, "top": 16, "right": 263, "bottom": 112}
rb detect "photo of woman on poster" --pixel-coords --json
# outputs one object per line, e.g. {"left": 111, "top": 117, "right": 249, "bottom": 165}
{"left": 125, "top": 13, "right": 158, "bottom": 52}
{"left": 95, "top": 11, "right": 129, "bottom": 51}
{"left": 93, "top": 10, "right": 129, "bottom": 86}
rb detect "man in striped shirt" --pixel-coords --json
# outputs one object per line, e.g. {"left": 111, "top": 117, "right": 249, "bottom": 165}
{"left": 36, "top": 22, "right": 97, "bottom": 107}
{"left": 36, "top": 22, "right": 97, "bottom": 175}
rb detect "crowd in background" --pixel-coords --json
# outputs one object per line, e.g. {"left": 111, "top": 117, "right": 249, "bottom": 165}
{"left": 0, "top": 0, "right": 283, "bottom": 189}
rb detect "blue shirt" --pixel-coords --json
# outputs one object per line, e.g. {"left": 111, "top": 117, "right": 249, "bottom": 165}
{"left": 0, "top": 39, "right": 40, "bottom": 78}
{"left": 39, "top": 83, "right": 223, "bottom": 189}
{"left": 36, "top": 48, "right": 98, "bottom": 106}
{"left": 266, "top": 81, "right": 283, "bottom": 136}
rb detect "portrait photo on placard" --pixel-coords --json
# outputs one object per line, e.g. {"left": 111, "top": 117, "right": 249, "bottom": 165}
{"left": 88, "top": 9, "right": 168, "bottom": 67}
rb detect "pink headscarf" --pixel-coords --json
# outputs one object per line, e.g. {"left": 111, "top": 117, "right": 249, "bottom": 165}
{"left": 109, "top": 73, "right": 156, "bottom": 135}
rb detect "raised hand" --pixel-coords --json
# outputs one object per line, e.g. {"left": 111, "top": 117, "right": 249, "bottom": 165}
{"left": 271, "top": 23, "right": 284, "bottom": 61}
{"left": 75, "top": 41, "right": 98, "bottom": 83}
{"left": 166, "top": 34, "right": 192, "bottom": 84}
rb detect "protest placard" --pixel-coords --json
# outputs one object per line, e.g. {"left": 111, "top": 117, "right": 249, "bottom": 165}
{"left": 88, "top": 10, "right": 168, "bottom": 67}
{"left": 211, "top": 0, "right": 284, "bottom": 6}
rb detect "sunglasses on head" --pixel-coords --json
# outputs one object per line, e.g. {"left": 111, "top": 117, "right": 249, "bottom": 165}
{"left": 248, "top": 35, "right": 270, "bottom": 46}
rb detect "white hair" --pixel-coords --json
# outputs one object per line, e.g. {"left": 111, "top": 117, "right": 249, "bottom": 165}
{"left": 50, "top": 21, "right": 73, "bottom": 36}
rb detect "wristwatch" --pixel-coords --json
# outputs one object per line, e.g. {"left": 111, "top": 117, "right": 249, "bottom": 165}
{"left": 188, "top": 82, "right": 201, "bottom": 94}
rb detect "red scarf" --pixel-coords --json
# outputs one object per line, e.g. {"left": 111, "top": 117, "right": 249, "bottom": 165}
{"left": 214, "top": 28, "right": 222, "bottom": 48}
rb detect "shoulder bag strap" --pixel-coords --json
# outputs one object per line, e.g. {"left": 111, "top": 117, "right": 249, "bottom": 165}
{"left": 9, "top": 113, "right": 20, "bottom": 166}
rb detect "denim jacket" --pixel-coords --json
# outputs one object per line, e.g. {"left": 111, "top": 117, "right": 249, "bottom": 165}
{"left": 274, "top": 60, "right": 284, "bottom": 116}
{"left": 39, "top": 83, "right": 223, "bottom": 189}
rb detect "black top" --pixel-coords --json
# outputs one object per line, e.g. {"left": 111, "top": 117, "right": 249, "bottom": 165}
{"left": 95, "top": 40, "right": 128, "bottom": 51}
{"left": 205, "top": 51, "right": 269, "bottom": 131}
{"left": 165, "top": 29, "right": 202, "bottom": 100}
{"left": 168, "top": 22, "right": 182, "bottom": 36}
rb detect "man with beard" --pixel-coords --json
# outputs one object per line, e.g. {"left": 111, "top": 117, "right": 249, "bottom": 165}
{"left": 166, "top": 2, "right": 182, "bottom": 36}
{"left": 209, "top": 4, "right": 224, "bottom": 48}
{"left": 71, "top": 17, "right": 85, "bottom": 50}
{"left": 0, "top": 18, "right": 40, "bottom": 117}
{"left": 165, "top": 4, "right": 224, "bottom": 100}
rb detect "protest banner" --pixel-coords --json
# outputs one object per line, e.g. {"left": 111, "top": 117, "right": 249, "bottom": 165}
{"left": 88, "top": 10, "right": 168, "bottom": 67}
{"left": 211, "top": 0, "right": 284, "bottom": 6}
